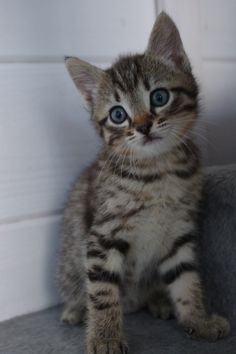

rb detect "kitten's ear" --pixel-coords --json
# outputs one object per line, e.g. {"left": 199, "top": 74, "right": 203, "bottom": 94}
{"left": 65, "top": 56, "right": 104, "bottom": 107}
{"left": 146, "top": 12, "right": 191, "bottom": 71}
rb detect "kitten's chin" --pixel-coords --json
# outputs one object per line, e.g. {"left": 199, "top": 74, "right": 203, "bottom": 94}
{"left": 131, "top": 138, "right": 177, "bottom": 159}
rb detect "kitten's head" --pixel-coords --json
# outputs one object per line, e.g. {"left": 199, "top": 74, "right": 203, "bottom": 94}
{"left": 65, "top": 12, "right": 198, "bottom": 158}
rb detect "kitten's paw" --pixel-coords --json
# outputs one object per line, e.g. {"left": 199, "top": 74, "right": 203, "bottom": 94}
{"left": 148, "top": 296, "right": 174, "bottom": 320}
{"left": 184, "top": 314, "right": 230, "bottom": 342}
{"left": 87, "top": 337, "right": 128, "bottom": 354}
{"left": 61, "top": 305, "right": 86, "bottom": 325}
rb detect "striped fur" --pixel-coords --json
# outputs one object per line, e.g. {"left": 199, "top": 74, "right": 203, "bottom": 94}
{"left": 58, "top": 12, "right": 230, "bottom": 354}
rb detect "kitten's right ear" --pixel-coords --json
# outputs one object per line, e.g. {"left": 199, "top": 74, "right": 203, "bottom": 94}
{"left": 146, "top": 12, "right": 191, "bottom": 71}
{"left": 65, "top": 56, "right": 104, "bottom": 107}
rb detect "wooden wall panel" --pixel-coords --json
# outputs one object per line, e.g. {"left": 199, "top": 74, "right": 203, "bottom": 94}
{"left": 0, "top": 215, "right": 61, "bottom": 322}
{"left": 0, "top": 63, "right": 100, "bottom": 222}
{"left": 0, "top": 0, "right": 155, "bottom": 59}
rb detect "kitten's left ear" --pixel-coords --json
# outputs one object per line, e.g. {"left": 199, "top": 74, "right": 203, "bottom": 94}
{"left": 65, "top": 56, "right": 104, "bottom": 108}
{"left": 146, "top": 12, "right": 191, "bottom": 71}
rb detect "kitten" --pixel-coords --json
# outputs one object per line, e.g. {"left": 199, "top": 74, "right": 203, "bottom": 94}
{"left": 57, "top": 12, "right": 230, "bottom": 354}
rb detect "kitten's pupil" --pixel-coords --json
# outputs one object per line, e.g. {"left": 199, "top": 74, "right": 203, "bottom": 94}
{"left": 156, "top": 94, "right": 163, "bottom": 103}
{"left": 116, "top": 111, "right": 122, "bottom": 119}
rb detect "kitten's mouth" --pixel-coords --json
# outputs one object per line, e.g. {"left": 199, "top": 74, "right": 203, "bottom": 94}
{"left": 143, "top": 134, "right": 162, "bottom": 145}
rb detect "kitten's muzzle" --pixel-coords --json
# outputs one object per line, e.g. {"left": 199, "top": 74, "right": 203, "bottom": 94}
{"left": 136, "top": 121, "right": 153, "bottom": 136}
{"left": 143, "top": 133, "right": 163, "bottom": 145}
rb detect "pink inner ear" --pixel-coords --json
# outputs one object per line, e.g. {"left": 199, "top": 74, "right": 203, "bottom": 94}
{"left": 66, "top": 57, "right": 103, "bottom": 106}
{"left": 147, "top": 12, "right": 190, "bottom": 70}
{"left": 172, "top": 52, "right": 185, "bottom": 67}
{"left": 78, "top": 73, "right": 96, "bottom": 102}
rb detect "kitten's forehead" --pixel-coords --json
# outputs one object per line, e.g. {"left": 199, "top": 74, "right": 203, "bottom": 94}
{"left": 106, "top": 55, "right": 148, "bottom": 93}
{"left": 106, "top": 54, "right": 174, "bottom": 93}
{"left": 95, "top": 53, "right": 197, "bottom": 122}
{"left": 104, "top": 54, "right": 174, "bottom": 114}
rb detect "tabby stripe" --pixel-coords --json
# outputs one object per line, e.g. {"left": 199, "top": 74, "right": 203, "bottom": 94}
{"left": 182, "top": 103, "right": 198, "bottom": 112}
{"left": 171, "top": 87, "right": 198, "bottom": 98}
{"left": 127, "top": 131, "right": 134, "bottom": 136}
{"left": 143, "top": 76, "right": 150, "bottom": 91}
{"left": 108, "top": 136, "right": 117, "bottom": 146}
{"left": 89, "top": 294, "right": 118, "bottom": 311}
{"left": 114, "top": 90, "right": 121, "bottom": 102}
{"left": 87, "top": 249, "right": 106, "bottom": 259}
{"left": 88, "top": 266, "right": 120, "bottom": 284}
{"left": 91, "top": 225, "right": 123, "bottom": 238}
{"left": 98, "top": 237, "right": 130, "bottom": 255}
{"left": 168, "top": 102, "right": 197, "bottom": 115}
{"left": 94, "top": 205, "right": 144, "bottom": 226}
{"left": 98, "top": 117, "right": 108, "bottom": 126}
{"left": 125, "top": 205, "right": 145, "bottom": 218}
{"left": 87, "top": 241, "right": 97, "bottom": 249}
{"left": 173, "top": 163, "right": 199, "bottom": 179}
{"left": 95, "top": 289, "right": 112, "bottom": 297}
{"left": 112, "top": 167, "right": 162, "bottom": 183}
{"left": 107, "top": 69, "right": 126, "bottom": 92}
{"left": 162, "top": 262, "right": 197, "bottom": 285}
{"left": 99, "top": 129, "right": 104, "bottom": 139}
{"left": 93, "top": 302, "right": 117, "bottom": 311}
{"left": 177, "top": 141, "right": 198, "bottom": 160}
{"left": 111, "top": 225, "right": 123, "bottom": 237}
{"left": 159, "top": 233, "right": 196, "bottom": 265}
{"left": 167, "top": 96, "right": 183, "bottom": 115}
{"left": 94, "top": 213, "right": 119, "bottom": 226}
{"left": 106, "top": 126, "right": 124, "bottom": 134}
{"left": 90, "top": 230, "right": 104, "bottom": 238}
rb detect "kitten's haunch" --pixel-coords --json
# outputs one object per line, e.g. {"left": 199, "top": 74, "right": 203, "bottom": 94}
{"left": 57, "top": 12, "right": 230, "bottom": 354}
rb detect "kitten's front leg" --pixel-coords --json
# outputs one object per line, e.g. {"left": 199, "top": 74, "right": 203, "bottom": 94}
{"left": 86, "top": 229, "right": 129, "bottom": 354}
{"left": 159, "top": 238, "right": 230, "bottom": 342}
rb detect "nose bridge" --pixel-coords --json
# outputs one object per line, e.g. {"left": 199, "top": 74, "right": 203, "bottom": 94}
{"left": 134, "top": 112, "right": 152, "bottom": 127}
{"left": 127, "top": 86, "right": 148, "bottom": 125}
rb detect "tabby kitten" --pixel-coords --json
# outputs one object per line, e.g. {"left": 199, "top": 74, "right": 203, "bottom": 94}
{"left": 57, "top": 12, "right": 230, "bottom": 354}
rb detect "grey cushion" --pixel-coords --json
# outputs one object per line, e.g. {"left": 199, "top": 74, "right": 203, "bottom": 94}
{"left": 1, "top": 164, "right": 236, "bottom": 354}
{"left": 200, "top": 164, "right": 236, "bottom": 320}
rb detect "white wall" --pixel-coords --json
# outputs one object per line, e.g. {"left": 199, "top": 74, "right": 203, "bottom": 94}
{"left": 0, "top": 0, "right": 235, "bottom": 321}
{"left": 0, "top": 0, "right": 156, "bottom": 322}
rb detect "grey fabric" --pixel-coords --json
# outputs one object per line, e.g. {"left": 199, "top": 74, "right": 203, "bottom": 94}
{"left": 200, "top": 164, "right": 236, "bottom": 321}
{"left": 0, "top": 306, "right": 235, "bottom": 354}
{"left": 0, "top": 164, "right": 236, "bottom": 354}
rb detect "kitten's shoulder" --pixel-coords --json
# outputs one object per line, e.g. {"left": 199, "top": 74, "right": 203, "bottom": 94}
{"left": 68, "top": 160, "right": 98, "bottom": 202}
{"left": 63, "top": 160, "right": 99, "bottom": 233}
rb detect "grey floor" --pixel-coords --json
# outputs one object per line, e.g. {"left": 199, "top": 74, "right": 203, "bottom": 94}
{"left": 0, "top": 306, "right": 235, "bottom": 354}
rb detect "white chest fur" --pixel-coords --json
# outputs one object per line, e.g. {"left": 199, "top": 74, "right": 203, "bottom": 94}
{"left": 120, "top": 175, "right": 194, "bottom": 281}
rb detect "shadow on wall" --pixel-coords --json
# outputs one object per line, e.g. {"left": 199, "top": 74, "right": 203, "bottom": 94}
{"left": 205, "top": 116, "right": 236, "bottom": 166}
{"left": 201, "top": 60, "right": 236, "bottom": 167}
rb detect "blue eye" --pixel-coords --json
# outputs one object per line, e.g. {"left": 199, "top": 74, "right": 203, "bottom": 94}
{"left": 150, "top": 88, "right": 169, "bottom": 107}
{"left": 110, "top": 106, "right": 128, "bottom": 124}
